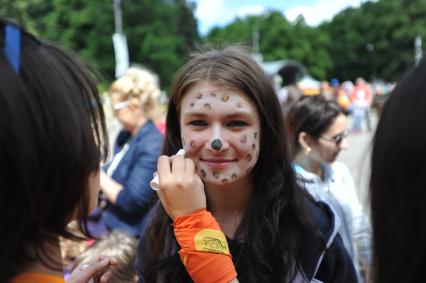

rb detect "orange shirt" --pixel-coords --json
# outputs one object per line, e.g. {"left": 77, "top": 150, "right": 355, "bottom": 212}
{"left": 12, "top": 273, "right": 65, "bottom": 283}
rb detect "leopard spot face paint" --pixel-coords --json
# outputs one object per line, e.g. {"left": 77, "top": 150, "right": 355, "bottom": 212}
{"left": 213, "top": 172, "right": 219, "bottom": 179}
{"left": 180, "top": 81, "right": 261, "bottom": 188}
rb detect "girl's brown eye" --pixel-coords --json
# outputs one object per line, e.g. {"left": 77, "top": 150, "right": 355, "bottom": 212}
{"left": 227, "top": 120, "right": 247, "bottom": 127}
{"left": 188, "top": 120, "right": 207, "bottom": 126}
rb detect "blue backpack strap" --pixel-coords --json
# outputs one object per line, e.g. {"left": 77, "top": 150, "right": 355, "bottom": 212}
{"left": 4, "top": 24, "right": 21, "bottom": 74}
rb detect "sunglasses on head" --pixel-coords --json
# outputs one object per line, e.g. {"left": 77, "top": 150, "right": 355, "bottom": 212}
{"left": 112, "top": 100, "right": 131, "bottom": 112}
{"left": 319, "top": 131, "right": 348, "bottom": 145}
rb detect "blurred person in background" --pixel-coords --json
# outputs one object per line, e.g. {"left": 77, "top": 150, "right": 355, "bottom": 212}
{"left": 286, "top": 95, "right": 372, "bottom": 283}
{"left": 370, "top": 59, "right": 426, "bottom": 283}
{"left": 100, "top": 67, "right": 163, "bottom": 237}
{"left": 0, "top": 18, "right": 117, "bottom": 283}
{"left": 336, "top": 81, "right": 354, "bottom": 114}
{"left": 320, "top": 80, "right": 334, "bottom": 100}
{"left": 350, "top": 77, "right": 373, "bottom": 133}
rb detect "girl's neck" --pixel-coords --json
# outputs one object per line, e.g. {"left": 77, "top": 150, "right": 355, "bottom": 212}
{"left": 22, "top": 238, "right": 63, "bottom": 277}
{"left": 295, "top": 152, "right": 323, "bottom": 179}
{"left": 205, "top": 176, "right": 252, "bottom": 238}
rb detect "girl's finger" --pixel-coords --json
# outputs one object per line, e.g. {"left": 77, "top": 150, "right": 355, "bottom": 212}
{"left": 157, "top": 155, "right": 173, "bottom": 181}
{"left": 185, "top": 158, "right": 195, "bottom": 175}
{"left": 171, "top": 155, "right": 186, "bottom": 175}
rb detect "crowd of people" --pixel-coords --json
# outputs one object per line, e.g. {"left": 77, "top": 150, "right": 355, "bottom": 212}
{"left": 2, "top": 16, "right": 425, "bottom": 283}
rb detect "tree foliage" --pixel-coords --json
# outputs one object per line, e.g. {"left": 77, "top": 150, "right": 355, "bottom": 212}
{"left": 0, "top": 0, "right": 198, "bottom": 89}
{"left": 1, "top": 0, "right": 424, "bottom": 85}
{"left": 204, "top": 0, "right": 425, "bottom": 82}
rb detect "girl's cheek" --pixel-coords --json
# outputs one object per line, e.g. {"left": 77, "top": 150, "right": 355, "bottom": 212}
{"left": 181, "top": 132, "right": 205, "bottom": 156}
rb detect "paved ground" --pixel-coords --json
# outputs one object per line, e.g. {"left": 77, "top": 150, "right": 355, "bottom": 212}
{"left": 337, "top": 110, "right": 378, "bottom": 209}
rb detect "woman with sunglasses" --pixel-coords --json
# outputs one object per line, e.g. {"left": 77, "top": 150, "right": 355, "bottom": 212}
{"left": 286, "top": 95, "right": 372, "bottom": 282}
{"left": 100, "top": 67, "right": 164, "bottom": 237}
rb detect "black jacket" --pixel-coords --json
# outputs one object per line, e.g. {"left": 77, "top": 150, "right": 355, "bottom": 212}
{"left": 136, "top": 198, "right": 357, "bottom": 283}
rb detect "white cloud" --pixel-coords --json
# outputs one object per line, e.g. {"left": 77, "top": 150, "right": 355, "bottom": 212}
{"left": 284, "top": 0, "right": 371, "bottom": 26}
{"left": 194, "top": 1, "right": 267, "bottom": 35}
{"left": 236, "top": 5, "right": 266, "bottom": 18}
{"left": 195, "top": 0, "right": 234, "bottom": 35}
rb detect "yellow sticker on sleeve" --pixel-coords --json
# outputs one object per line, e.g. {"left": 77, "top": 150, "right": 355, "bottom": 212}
{"left": 193, "top": 229, "right": 230, "bottom": 255}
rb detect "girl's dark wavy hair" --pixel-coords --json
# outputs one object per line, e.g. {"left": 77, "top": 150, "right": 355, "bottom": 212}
{"left": 0, "top": 19, "right": 108, "bottom": 281}
{"left": 139, "top": 45, "right": 322, "bottom": 282}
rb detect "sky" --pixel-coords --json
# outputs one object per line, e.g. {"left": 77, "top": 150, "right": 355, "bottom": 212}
{"left": 193, "top": 0, "right": 371, "bottom": 35}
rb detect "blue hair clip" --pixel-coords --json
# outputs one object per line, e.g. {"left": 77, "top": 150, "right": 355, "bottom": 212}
{"left": 4, "top": 24, "right": 21, "bottom": 74}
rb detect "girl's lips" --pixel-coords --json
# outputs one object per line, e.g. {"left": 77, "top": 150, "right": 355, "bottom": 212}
{"left": 201, "top": 158, "right": 236, "bottom": 169}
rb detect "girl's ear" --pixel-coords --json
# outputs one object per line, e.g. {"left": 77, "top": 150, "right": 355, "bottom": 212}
{"left": 298, "top": 132, "right": 311, "bottom": 152}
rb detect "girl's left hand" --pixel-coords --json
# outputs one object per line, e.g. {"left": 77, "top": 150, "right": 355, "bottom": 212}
{"left": 68, "top": 255, "right": 118, "bottom": 283}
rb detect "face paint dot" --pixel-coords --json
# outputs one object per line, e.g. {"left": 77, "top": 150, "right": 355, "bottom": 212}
{"left": 190, "top": 140, "right": 195, "bottom": 148}
{"left": 247, "top": 154, "right": 253, "bottom": 162}
{"left": 236, "top": 102, "right": 242, "bottom": 108}
{"left": 246, "top": 166, "right": 253, "bottom": 174}
{"left": 211, "top": 92, "right": 217, "bottom": 97}
{"left": 196, "top": 93, "right": 203, "bottom": 99}
{"left": 213, "top": 172, "right": 219, "bottom": 179}
{"left": 190, "top": 102, "right": 194, "bottom": 107}
{"left": 240, "top": 134, "right": 247, "bottom": 143}
{"left": 221, "top": 95, "right": 229, "bottom": 102}
{"left": 221, "top": 178, "right": 228, "bottom": 184}
{"left": 252, "top": 144, "right": 256, "bottom": 151}
{"left": 254, "top": 132, "right": 258, "bottom": 139}
{"left": 200, "top": 169, "right": 206, "bottom": 178}
{"left": 204, "top": 103, "right": 212, "bottom": 109}
{"left": 231, "top": 173, "right": 238, "bottom": 179}
{"left": 211, "top": 139, "right": 223, "bottom": 150}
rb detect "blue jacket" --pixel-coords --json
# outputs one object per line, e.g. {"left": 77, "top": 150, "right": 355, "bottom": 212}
{"left": 103, "top": 120, "right": 163, "bottom": 236}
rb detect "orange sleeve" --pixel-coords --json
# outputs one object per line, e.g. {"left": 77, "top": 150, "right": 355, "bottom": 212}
{"left": 173, "top": 209, "right": 237, "bottom": 283}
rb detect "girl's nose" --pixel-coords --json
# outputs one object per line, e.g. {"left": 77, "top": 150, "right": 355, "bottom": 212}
{"left": 205, "top": 124, "right": 229, "bottom": 151}
{"left": 211, "top": 139, "right": 223, "bottom": 150}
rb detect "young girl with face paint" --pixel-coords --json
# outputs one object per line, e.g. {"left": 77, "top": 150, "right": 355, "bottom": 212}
{"left": 136, "top": 46, "right": 357, "bottom": 283}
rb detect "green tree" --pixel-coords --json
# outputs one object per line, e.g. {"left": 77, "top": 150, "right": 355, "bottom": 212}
{"left": 1, "top": 0, "right": 200, "bottom": 90}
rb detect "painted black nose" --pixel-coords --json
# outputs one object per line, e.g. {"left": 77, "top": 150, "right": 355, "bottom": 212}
{"left": 211, "top": 139, "right": 223, "bottom": 150}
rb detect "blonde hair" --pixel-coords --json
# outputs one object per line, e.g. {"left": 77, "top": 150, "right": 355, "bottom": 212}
{"left": 73, "top": 230, "right": 138, "bottom": 283}
{"left": 109, "top": 67, "right": 161, "bottom": 121}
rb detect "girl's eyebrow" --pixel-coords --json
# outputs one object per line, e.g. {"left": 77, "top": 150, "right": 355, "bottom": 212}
{"left": 182, "top": 110, "right": 253, "bottom": 117}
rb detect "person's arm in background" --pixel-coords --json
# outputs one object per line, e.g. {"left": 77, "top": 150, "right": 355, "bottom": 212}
{"left": 112, "top": 138, "right": 161, "bottom": 216}
{"left": 334, "top": 162, "right": 373, "bottom": 282}
{"left": 102, "top": 128, "right": 163, "bottom": 216}
{"left": 100, "top": 171, "right": 122, "bottom": 203}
